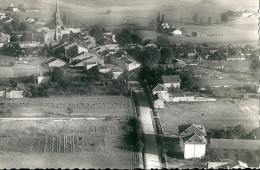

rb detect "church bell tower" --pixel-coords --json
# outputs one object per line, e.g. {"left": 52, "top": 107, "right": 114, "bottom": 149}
{"left": 54, "top": 0, "right": 63, "bottom": 43}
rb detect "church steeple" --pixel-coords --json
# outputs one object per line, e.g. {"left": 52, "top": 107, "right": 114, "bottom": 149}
{"left": 54, "top": 0, "right": 63, "bottom": 43}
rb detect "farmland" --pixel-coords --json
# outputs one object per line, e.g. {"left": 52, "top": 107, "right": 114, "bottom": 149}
{"left": 158, "top": 99, "right": 259, "bottom": 136}
{"left": 0, "top": 96, "right": 142, "bottom": 169}
{"left": 0, "top": 96, "right": 134, "bottom": 118}
{"left": 0, "top": 119, "right": 142, "bottom": 168}
{"left": 4, "top": 0, "right": 258, "bottom": 45}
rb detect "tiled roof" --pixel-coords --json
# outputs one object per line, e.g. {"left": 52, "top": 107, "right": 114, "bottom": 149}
{"left": 153, "top": 93, "right": 164, "bottom": 101}
{"left": 111, "top": 66, "right": 123, "bottom": 73}
{"left": 183, "top": 133, "right": 207, "bottom": 144}
{"left": 162, "top": 75, "right": 181, "bottom": 83}
{"left": 209, "top": 139, "right": 260, "bottom": 150}
{"left": 179, "top": 124, "right": 206, "bottom": 137}
{"left": 152, "top": 84, "right": 167, "bottom": 92}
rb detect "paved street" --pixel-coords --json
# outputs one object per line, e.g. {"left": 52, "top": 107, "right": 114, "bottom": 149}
{"left": 135, "top": 92, "right": 161, "bottom": 169}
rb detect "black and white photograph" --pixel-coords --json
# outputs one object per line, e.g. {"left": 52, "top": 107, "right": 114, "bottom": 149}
{"left": 0, "top": 0, "right": 259, "bottom": 169}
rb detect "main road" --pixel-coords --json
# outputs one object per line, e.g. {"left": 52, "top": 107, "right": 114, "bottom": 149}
{"left": 134, "top": 91, "right": 161, "bottom": 169}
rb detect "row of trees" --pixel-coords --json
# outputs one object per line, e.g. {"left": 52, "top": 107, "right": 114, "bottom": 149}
{"left": 192, "top": 13, "right": 229, "bottom": 25}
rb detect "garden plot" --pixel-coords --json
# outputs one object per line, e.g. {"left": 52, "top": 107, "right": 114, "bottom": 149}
{"left": 1, "top": 96, "right": 134, "bottom": 118}
{"left": 158, "top": 100, "right": 259, "bottom": 136}
{"left": 0, "top": 117, "right": 141, "bottom": 169}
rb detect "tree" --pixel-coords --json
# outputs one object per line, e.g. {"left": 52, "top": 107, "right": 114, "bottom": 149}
{"left": 51, "top": 67, "right": 64, "bottom": 84}
{"left": 66, "top": 107, "right": 73, "bottom": 116}
{"left": 62, "top": 14, "right": 67, "bottom": 25}
{"left": 115, "top": 27, "right": 142, "bottom": 46}
{"left": 106, "top": 9, "right": 112, "bottom": 14}
{"left": 89, "top": 24, "right": 105, "bottom": 41}
{"left": 156, "top": 36, "right": 170, "bottom": 48}
{"left": 192, "top": 13, "right": 198, "bottom": 23}
{"left": 34, "top": 17, "right": 39, "bottom": 22}
{"left": 160, "top": 47, "right": 174, "bottom": 64}
{"left": 18, "top": 4, "right": 25, "bottom": 12}
{"left": 221, "top": 13, "right": 229, "bottom": 23}
{"left": 208, "top": 17, "right": 212, "bottom": 25}
{"left": 200, "top": 18, "right": 203, "bottom": 25}
{"left": 181, "top": 27, "right": 188, "bottom": 34}
{"left": 127, "top": 46, "right": 142, "bottom": 61}
{"left": 139, "top": 46, "right": 161, "bottom": 65}
{"left": 250, "top": 54, "right": 260, "bottom": 73}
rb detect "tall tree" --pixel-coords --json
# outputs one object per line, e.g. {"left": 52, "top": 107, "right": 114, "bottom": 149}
{"left": 208, "top": 17, "right": 212, "bottom": 25}
{"left": 63, "top": 14, "right": 67, "bottom": 25}
{"left": 221, "top": 13, "right": 229, "bottom": 23}
{"left": 160, "top": 47, "right": 174, "bottom": 64}
{"left": 192, "top": 13, "right": 198, "bottom": 23}
{"left": 139, "top": 46, "right": 161, "bottom": 65}
{"left": 89, "top": 24, "right": 105, "bottom": 41}
{"left": 51, "top": 67, "right": 64, "bottom": 84}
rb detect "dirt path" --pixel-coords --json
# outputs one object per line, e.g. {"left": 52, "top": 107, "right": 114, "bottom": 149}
{"left": 135, "top": 92, "right": 161, "bottom": 169}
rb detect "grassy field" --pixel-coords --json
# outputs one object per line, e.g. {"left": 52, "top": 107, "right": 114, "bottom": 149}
{"left": 158, "top": 99, "right": 259, "bottom": 136}
{"left": 1, "top": 96, "right": 134, "bottom": 118}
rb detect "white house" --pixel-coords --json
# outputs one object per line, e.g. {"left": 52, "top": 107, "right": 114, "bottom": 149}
{"left": 48, "top": 58, "right": 67, "bottom": 68}
{"left": 251, "top": 83, "right": 260, "bottom": 94}
{"left": 37, "top": 76, "right": 51, "bottom": 84}
{"left": 110, "top": 66, "right": 123, "bottom": 79}
{"left": 179, "top": 124, "right": 207, "bottom": 159}
{"left": 0, "top": 32, "right": 10, "bottom": 42}
{"left": 153, "top": 93, "right": 165, "bottom": 109}
{"left": 162, "top": 75, "right": 181, "bottom": 89}
{"left": 172, "top": 29, "right": 182, "bottom": 36}
{"left": 26, "top": 17, "right": 35, "bottom": 23}
{"left": 84, "top": 62, "right": 98, "bottom": 70}
{"left": 12, "top": 8, "right": 20, "bottom": 12}
{"left": 0, "top": 90, "right": 5, "bottom": 98}
{"left": 152, "top": 84, "right": 168, "bottom": 95}
{"left": 0, "top": 12, "right": 6, "bottom": 20}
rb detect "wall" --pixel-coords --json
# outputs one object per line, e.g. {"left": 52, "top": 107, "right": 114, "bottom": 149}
{"left": 5, "top": 91, "right": 23, "bottom": 99}
{"left": 184, "top": 143, "right": 206, "bottom": 159}
{"left": 0, "top": 91, "right": 5, "bottom": 97}
{"left": 171, "top": 96, "right": 195, "bottom": 102}
{"left": 38, "top": 76, "right": 51, "bottom": 84}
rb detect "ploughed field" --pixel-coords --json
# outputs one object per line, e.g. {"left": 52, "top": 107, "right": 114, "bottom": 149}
{"left": 0, "top": 97, "right": 142, "bottom": 169}
{"left": 0, "top": 96, "right": 135, "bottom": 118}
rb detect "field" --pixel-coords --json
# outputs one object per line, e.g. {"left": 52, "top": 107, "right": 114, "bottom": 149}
{"left": 158, "top": 100, "right": 259, "bottom": 136}
{"left": 5, "top": 0, "right": 257, "bottom": 44}
{"left": 0, "top": 119, "right": 142, "bottom": 168}
{"left": 0, "top": 96, "right": 142, "bottom": 168}
{"left": 1, "top": 96, "right": 134, "bottom": 118}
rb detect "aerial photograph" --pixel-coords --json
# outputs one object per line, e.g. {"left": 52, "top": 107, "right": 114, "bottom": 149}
{"left": 0, "top": 0, "right": 259, "bottom": 169}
